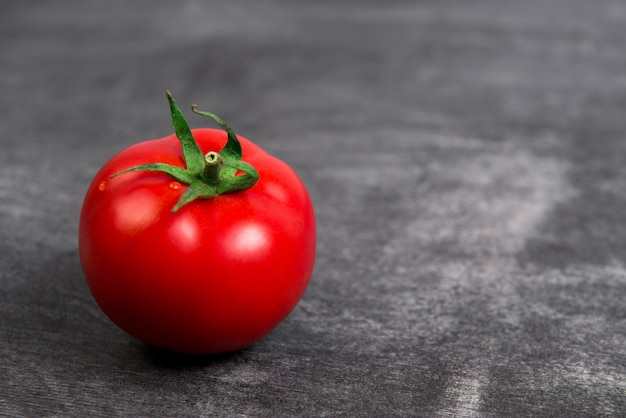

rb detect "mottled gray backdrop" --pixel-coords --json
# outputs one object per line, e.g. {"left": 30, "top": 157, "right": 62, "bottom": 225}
{"left": 1, "top": 0, "right": 625, "bottom": 416}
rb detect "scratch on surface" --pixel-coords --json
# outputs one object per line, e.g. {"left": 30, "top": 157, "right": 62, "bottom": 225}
{"left": 436, "top": 370, "right": 488, "bottom": 417}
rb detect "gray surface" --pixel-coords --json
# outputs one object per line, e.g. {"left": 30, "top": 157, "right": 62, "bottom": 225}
{"left": 2, "top": 0, "right": 626, "bottom": 416}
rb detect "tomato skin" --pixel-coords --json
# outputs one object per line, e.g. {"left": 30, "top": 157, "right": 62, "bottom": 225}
{"left": 79, "top": 128, "right": 315, "bottom": 354}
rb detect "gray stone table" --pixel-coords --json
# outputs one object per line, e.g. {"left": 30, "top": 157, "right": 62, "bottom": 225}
{"left": 1, "top": 0, "right": 625, "bottom": 416}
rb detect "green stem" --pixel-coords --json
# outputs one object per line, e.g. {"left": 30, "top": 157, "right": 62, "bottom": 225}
{"left": 201, "top": 151, "right": 225, "bottom": 186}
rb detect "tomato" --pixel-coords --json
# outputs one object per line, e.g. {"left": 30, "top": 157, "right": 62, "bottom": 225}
{"left": 79, "top": 91, "right": 316, "bottom": 354}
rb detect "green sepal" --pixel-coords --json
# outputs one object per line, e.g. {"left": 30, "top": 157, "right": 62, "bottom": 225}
{"left": 218, "top": 159, "right": 259, "bottom": 194}
{"left": 191, "top": 106, "right": 242, "bottom": 178}
{"left": 172, "top": 182, "right": 218, "bottom": 212}
{"left": 111, "top": 162, "right": 198, "bottom": 185}
{"left": 167, "top": 90, "right": 205, "bottom": 176}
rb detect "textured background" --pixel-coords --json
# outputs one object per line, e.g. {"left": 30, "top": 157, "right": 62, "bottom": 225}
{"left": 2, "top": 0, "right": 626, "bottom": 416}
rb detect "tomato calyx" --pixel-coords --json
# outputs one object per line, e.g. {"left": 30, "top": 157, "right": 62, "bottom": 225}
{"left": 111, "top": 90, "right": 259, "bottom": 212}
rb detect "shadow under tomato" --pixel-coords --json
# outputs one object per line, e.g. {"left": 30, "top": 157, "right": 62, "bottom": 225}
{"left": 139, "top": 343, "right": 247, "bottom": 369}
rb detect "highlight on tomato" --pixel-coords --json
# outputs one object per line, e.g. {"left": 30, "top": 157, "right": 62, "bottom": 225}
{"left": 79, "top": 91, "right": 316, "bottom": 354}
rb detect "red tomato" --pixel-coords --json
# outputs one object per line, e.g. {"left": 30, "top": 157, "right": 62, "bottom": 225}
{"left": 79, "top": 92, "right": 315, "bottom": 354}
